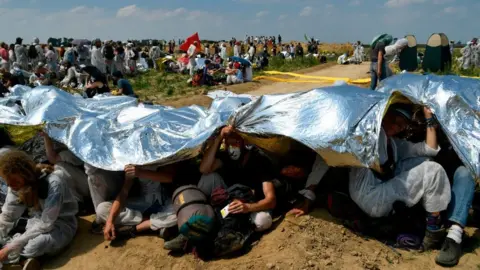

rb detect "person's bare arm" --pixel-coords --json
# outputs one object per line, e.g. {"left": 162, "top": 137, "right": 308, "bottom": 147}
{"left": 246, "top": 181, "right": 276, "bottom": 212}
{"left": 377, "top": 50, "right": 384, "bottom": 77}
{"left": 107, "top": 176, "right": 134, "bottom": 225}
{"left": 424, "top": 107, "right": 438, "bottom": 150}
{"left": 40, "top": 132, "right": 61, "bottom": 164}
{"left": 125, "top": 165, "right": 174, "bottom": 184}
{"left": 199, "top": 126, "right": 232, "bottom": 174}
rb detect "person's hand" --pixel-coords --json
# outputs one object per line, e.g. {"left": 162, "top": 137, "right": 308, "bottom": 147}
{"left": 104, "top": 221, "right": 116, "bottom": 241}
{"left": 287, "top": 201, "right": 310, "bottom": 218}
{"left": 377, "top": 70, "right": 382, "bottom": 78}
{"left": 0, "top": 247, "right": 10, "bottom": 262}
{"left": 423, "top": 107, "right": 433, "bottom": 118}
{"left": 228, "top": 199, "right": 250, "bottom": 214}
{"left": 220, "top": 125, "right": 234, "bottom": 138}
{"left": 124, "top": 165, "right": 140, "bottom": 178}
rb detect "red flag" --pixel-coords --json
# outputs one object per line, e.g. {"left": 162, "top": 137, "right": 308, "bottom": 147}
{"left": 179, "top": 32, "right": 202, "bottom": 52}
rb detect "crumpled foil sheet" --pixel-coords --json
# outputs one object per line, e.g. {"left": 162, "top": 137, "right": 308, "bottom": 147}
{"left": 0, "top": 85, "right": 248, "bottom": 171}
{"left": 1, "top": 74, "right": 479, "bottom": 179}
{"left": 233, "top": 73, "right": 479, "bottom": 179}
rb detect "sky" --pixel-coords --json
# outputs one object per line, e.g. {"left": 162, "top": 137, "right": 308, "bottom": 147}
{"left": 0, "top": 0, "right": 477, "bottom": 44}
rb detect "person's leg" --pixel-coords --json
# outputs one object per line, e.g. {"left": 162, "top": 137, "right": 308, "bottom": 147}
{"left": 250, "top": 211, "right": 273, "bottom": 232}
{"left": 84, "top": 164, "right": 124, "bottom": 211}
{"left": 370, "top": 62, "right": 378, "bottom": 90}
{"left": 197, "top": 172, "right": 228, "bottom": 197}
{"left": 95, "top": 201, "right": 143, "bottom": 226}
{"left": 436, "top": 166, "right": 475, "bottom": 266}
{"left": 20, "top": 218, "right": 77, "bottom": 259}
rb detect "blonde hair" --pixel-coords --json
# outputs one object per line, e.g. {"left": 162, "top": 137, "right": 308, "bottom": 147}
{"left": 0, "top": 150, "right": 53, "bottom": 209}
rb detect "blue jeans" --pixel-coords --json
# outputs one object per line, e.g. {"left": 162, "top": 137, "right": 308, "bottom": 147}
{"left": 447, "top": 166, "right": 475, "bottom": 227}
{"left": 370, "top": 61, "right": 386, "bottom": 90}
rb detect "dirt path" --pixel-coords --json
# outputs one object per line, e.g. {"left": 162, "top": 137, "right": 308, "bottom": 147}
{"left": 43, "top": 63, "right": 480, "bottom": 270}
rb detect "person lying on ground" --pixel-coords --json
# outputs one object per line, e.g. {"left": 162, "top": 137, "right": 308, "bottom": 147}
{"left": 435, "top": 165, "right": 475, "bottom": 267}
{"left": 0, "top": 150, "right": 78, "bottom": 269}
{"left": 349, "top": 106, "right": 450, "bottom": 251}
{"left": 96, "top": 164, "right": 178, "bottom": 243}
{"left": 111, "top": 71, "right": 135, "bottom": 97}
{"left": 39, "top": 132, "right": 90, "bottom": 209}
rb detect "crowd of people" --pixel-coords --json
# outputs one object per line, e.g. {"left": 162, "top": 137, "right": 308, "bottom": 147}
{"left": 0, "top": 97, "right": 477, "bottom": 269}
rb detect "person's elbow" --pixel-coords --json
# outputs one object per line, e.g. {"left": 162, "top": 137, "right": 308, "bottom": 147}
{"left": 264, "top": 195, "right": 276, "bottom": 210}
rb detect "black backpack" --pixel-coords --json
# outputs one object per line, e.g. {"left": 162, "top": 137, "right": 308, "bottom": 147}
{"left": 132, "top": 49, "right": 139, "bottom": 60}
{"left": 104, "top": 46, "right": 114, "bottom": 60}
{"left": 28, "top": 45, "right": 38, "bottom": 59}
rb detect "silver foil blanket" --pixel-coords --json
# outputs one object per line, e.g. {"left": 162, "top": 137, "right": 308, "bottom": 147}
{"left": 0, "top": 86, "right": 247, "bottom": 171}
{"left": 0, "top": 74, "right": 479, "bottom": 179}
{"left": 232, "top": 73, "right": 479, "bottom": 179}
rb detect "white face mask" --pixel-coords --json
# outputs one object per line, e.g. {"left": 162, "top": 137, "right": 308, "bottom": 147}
{"left": 227, "top": 145, "right": 242, "bottom": 161}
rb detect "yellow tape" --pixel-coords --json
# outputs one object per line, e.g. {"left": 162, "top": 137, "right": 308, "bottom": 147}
{"left": 255, "top": 70, "right": 371, "bottom": 84}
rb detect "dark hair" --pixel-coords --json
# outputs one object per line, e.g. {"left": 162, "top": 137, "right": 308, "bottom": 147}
{"left": 0, "top": 126, "right": 14, "bottom": 148}
{"left": 9, "top": 44, "right": 14, "bottom": 50}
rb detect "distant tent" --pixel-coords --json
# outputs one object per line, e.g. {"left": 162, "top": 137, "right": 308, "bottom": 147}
{"left": 399, "top": 35, "right": 418, "bottom": 72}
{"left": 423, "top": 33, "right": 452, "bottom": 72}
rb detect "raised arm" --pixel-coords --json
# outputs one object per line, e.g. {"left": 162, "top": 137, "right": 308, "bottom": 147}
{"left": 199, "top": 126, "right": 232, "bottom": 174}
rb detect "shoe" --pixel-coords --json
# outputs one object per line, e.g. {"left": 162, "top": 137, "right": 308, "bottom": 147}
{"left": 115, "top": 226, "right": 137, "bottom": 240}
{"left": 22, "top": 258, "right": 41, "bottom": 270}
{"left": 89, "top": 221, "right": 104, "bottom": 235}
{"left": 422, "top": 228, "right": 446, "bottom": 251}
{"left": 435, "top": 238, "right": 462, "bottom": 267}
{"left": 163, "top": 234, "right": 188, "bottom": 251}
{"left": 159, "top": 226, "right": 179, "bottom": 241}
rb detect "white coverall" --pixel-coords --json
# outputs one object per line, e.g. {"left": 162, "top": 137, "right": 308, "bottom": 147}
{"left": 91, "top": 46, "right": 106, "bottom": 74}
{"left": 14, "top": 45, "right": 28, "bottom": 71}
{"left": 95, "top": 175, "right": 177, "bottom": 231}
{"left": 460, "top": 44, "right": 473, "bottom": 70}
{"left": 0, "top": 172, "right": 78, "bottom": 259}
{"left": 187, "top": 44, "right": 197, "bottom": 76}
{"left": 234, "top": 45, "right": 240, "bottom": 57}
{"left": 125, "top": 48, "right": 136, "bottom": 74}
{"left": 149, "top": 46, "right": 161, "bottom": 69}
{"left": 54, "top": 151, "right": 90, "bottom": 204}
{"left": 349, "top": 128, "right": 451, "bottom": 218}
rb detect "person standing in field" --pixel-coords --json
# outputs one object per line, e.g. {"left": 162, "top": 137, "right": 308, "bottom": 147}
{"left": 187, "top": 41, "right": 198, "bottom": 76}
{"left": 14, "top": 38, "right": 28, "bottom": 70}
{"left": 370, "top": 36, "right": 392, "bottom": 90}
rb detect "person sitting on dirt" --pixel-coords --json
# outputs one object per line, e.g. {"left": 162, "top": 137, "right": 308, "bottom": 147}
{"left": 349, "top": 106, "right": 451, "bottom": 251}
{"left": 226, "top": 62, "right": 244, "bottom": 85}
{"left": 111, "top": 71, "right": 135, "bottom": 97}
{"left": 40, "top": 132, "right": 90, "bottom": 212}
{"left": 0, "top": 150, "right": 78, "bottom": 269}
{"left": 59, "top": 61, "right": 79, "bottom": 88}
{"left": 434, "top": 165, "right": 476, "bottom": 267}
{"left": 198, "top": 125, "right": 276, "bottom": 232}
{"left": 81, "top": 65, "right": 110, "bottom": 98}
{"left": 96, "top": 164, "right": 178, "bottom": 243}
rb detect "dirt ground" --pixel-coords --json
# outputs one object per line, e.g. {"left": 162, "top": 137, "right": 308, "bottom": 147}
{"left": 43, "top": 63, "right": 480, "bottom": 270}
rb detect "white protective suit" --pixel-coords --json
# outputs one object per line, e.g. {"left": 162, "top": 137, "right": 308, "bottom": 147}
{"left": 187, "top": 44, "right": 197, "bottom": 76}
{"left": 220, "top": 45, "right": 228, "bottom": 61}
{"left": 95, "top": 174, "right": 177, "bottom": 231}
{"left": 14, "top": 45, "right": 28, "bottom": 71}
{"left": 54, "top": 151, "right": 90, "bottom": 204}
{"left": 125, "top": 48, "right": 136, "bottom": 74}
{"left": 460, "top": 43, "right": 473, "bottom": 70}
{"left": 349, "top": 128, "right": 451, "bottom": 218}
{"left": 0, "top": 171, "right": 78, "bottom": 259}
{"left": 35, "top": 45, "right": 45, "bottom": 65}
{"left": 234, "top": 45, "right": 240, "bottom": 57}
{"left": 60, "top": 66, "right": 79, "bottom": 87}
{"left": 90, "top": 46, "right": 106, "bottom": 74}
{"left": 149, "top": 46, "right": 161, "bottom": 69}
{"left": 114, "top": 50, "right": 126, "bottom": 74}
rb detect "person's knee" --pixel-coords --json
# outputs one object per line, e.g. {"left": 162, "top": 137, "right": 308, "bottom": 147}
{"left": 251, "top": 212, "right": 272, "bottom": 232}
{"left": 453, "top": 166, "right": 474, "bottom": 186}
{"left": 95, "top": 201, "right": 113, "bottom": 222}
{"left": 22, "top": 235, "right": 50, "bottom": 258}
